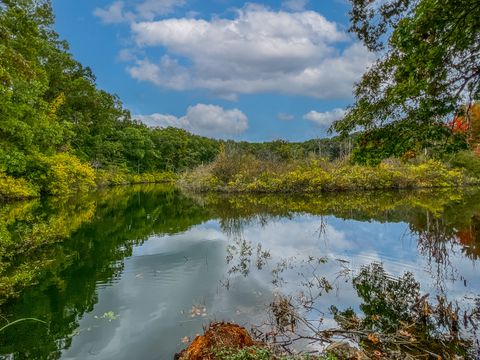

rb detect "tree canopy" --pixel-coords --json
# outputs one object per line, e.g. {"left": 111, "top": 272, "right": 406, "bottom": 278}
{"left": 333, "top": 0, "right": 480, "bottom": 160}
{"left": 0, "top": 0, "right": 222, "bottom": 197}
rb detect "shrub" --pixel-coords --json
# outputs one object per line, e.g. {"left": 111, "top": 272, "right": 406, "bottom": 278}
{"left": 0, "top": 172, "right": 38, "bottom": 200}
{"left": 447, "top": 150, "right": 480, "bottom": 178}
{"left": 180, "top": 154, "right": 473, "bottom": 193}
{"left": 0, "top": 149, "right": 28, "bottom": 176}
{"left": 96, "top": 167, "right": 176, "bottom": 187}
{"left": 27, "top": 153, "right": 96, "bottom": 195}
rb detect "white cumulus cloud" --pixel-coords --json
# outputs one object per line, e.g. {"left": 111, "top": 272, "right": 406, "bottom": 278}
{"left": 136, "top": 0, "right": 186, "bottom": 20}
{"left": 94, "top": 1, "right": 129, "bottom": 24}
{"left": 303, "top": 108, "right": 346, "bottom": 127}
{"left": 127, "top": 6, "right": 373, "bottom": 99}
{"left": 135, "top": 104, "right": 248, "bottom": 138}
{"left": 282, "top": 0, "right": 309, "bottom": 11}
{"left": 94, "top": 0, "right": 186, "bottom": 23}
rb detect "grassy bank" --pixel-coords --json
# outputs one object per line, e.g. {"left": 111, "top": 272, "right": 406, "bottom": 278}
{"left": 95, "top": 169, "right": 176, "bottom": 187}
{"left": 3, "top": 151, "right": 479, "bottom": 201}
{"left": 0, "top": 162, "right": 176, "bottom": 202}
{"left": 179, "top": 150, "right": 479, "bottom": 193}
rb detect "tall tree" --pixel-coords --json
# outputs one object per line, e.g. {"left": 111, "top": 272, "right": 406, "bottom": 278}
{"left": 333, "top": 0, "right": 480, "bottom": 140}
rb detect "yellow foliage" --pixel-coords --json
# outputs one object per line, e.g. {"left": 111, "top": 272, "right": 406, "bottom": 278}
{"left": 0, "top": 172, "right": 38, "bottom": 200}
{"left": 180, "top": 155, "right": 475, "bottom": 193}
{"left": 34, "top": 153, "right": 96, "bottom": 195}
{"left": 0, "top": 196, "right": 96, "bottom": 301}
{"left": 48, "top": 92, "right": 66, "bottom": 120}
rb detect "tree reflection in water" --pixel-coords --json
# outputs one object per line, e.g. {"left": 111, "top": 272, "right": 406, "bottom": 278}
{"left": 0, "top": 186, "right": 480, "bottom": 358}
{"left": 214, "top": 189, "right": 480, "bottom": 358}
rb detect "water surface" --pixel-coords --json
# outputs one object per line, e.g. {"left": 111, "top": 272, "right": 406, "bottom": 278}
{"left": 0, "top": 185, "right": 479, "bottom": 359}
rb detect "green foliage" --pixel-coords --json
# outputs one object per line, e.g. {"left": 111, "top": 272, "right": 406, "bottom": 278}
{"left": 352, "top": 121, "right": 468, "bottom": 165}
{"left": 95, "top": 168, "right": 176, "bottom": 187}
{"left": 334, "top": 0, "right": 480, "bottom": 157}
{"left": 0, "top": 0, "right": 221, "bottom": 199}
{"left": 448, "top": 151, "right": 480, "bottom": 179}
{"left": 214, "top": 346, "right": 333, "bottom": 360}
{"left": 0, "top": 149, "right": 28, "bottom": 176}
{"left": 2, "top": 0, "right": 479, "bottom": 201}
{"left": 214, "top": 346, "right": 273, "bottom": 360}
{"left": 223, "top": 136, "right": 356, "bottom": 163}
{"left": 150, "top": 127, "right": 220, "bottom": 172}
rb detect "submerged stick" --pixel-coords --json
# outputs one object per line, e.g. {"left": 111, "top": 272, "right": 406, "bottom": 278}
{"left": 0, "top": 318, "right": 46, "bottom": 333}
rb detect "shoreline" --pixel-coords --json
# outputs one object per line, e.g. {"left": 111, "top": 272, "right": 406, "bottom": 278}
{"left": 2, "top": 174, "right": 479, "bottom": 204}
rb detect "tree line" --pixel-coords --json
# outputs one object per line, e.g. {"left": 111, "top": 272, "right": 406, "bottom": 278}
{"left": 0, "top": 0, "right": 220, "bottom": 196}
{"left": 2, "top": 0, "right": 479, "bottom": 199}
{"left": 0, "top": 0, "right": 358, "bottom": 199}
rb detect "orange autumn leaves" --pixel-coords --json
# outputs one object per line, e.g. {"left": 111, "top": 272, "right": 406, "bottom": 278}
{"left": 450, "top": 103, "right": 480, "bottom": 155}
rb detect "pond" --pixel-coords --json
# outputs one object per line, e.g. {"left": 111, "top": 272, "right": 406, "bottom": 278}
{"left": 0, "top": 185, "right": 479, "bottom": 359}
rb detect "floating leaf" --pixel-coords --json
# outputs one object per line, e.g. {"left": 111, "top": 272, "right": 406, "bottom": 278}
{"left": 368, "top": 333, "right": 380, "bottom": 344}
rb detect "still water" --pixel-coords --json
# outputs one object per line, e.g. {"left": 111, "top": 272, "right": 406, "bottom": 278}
{"left": 0, "top": 185, "right": 479, "bottom": 359}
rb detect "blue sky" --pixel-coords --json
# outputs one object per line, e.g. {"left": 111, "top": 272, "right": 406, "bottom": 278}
{"left": 51, "top": 0, "right": 373, "bottom": 141}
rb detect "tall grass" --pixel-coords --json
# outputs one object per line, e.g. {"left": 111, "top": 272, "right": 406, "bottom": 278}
{"left": 180, "top": 149, "right": 477, "bottom": 193}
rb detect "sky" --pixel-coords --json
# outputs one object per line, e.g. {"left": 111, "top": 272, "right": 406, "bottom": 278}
{"left": 51, "top": 0, "right": 374, "bottom": 141}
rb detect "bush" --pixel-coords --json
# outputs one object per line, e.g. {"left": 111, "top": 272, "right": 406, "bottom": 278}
{"left": 96, "top": 167, "right": 176, "bottom": 187}
{"left": 0, "top": 149, "right": 28, "bottom": 176}
{"left": 447, "top": 150, "right": 480, "bottom": 178}
{"left": 0, "top": 172, "right": 38, "bottom": 200}
{"left": 27, "top": 153, "right": 96, "bottom": 195}
{"left": 180, "top": 155, "right": 473, "bottom": 193}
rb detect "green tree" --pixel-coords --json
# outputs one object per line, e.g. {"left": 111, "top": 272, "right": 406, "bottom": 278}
{"left": 333, "top": 0, "right": 480, "bottom": 159}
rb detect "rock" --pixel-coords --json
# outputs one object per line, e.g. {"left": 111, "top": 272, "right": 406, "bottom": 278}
{"left": 176, "top": 322, "right": 255, "bottom": 360}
